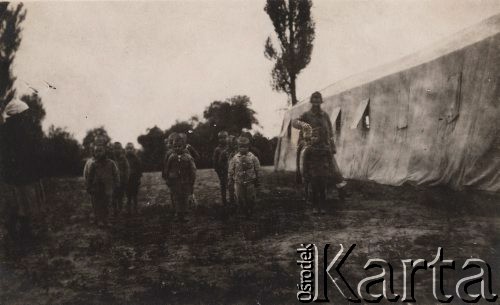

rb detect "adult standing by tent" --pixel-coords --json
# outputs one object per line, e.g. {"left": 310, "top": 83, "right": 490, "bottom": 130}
{"left": 292, "top": 91, "right": 348, "bottom": 201}
{"left": 0, "top": 99, "right": 43, "bottom": 254}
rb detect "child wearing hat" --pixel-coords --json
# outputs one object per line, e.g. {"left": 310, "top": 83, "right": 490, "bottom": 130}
{"left": 228, "top": 136, "right": 261, "bottom": 217}
{"left": 86, "top": 144, "right": 120, "bottom": 226}
{"left": 163, "top": 133, "right": 196, "bottom": 222}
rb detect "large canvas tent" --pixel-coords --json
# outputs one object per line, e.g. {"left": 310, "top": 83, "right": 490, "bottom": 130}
{"left": 274, "top": 13, "right": 500, "bottom": 192}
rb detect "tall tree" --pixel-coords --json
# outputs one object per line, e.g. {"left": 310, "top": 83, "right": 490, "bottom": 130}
{"left": 0, "top": 3, "right": 26, "bottom": 111}
{"left": 264, "top": 0, "right": 315, "bottom": 105}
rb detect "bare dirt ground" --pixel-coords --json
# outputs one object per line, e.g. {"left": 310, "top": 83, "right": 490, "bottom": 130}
{"left": 0, "top": 167, "right": 499, "bottom": 305}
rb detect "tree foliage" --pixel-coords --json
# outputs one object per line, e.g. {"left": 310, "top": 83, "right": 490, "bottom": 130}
{"left": 264, "top": 0, "right": 315, "bottom": 105}
{"left": 82, "top": 127, "right": 111, "bottom": 157}
{"left": 20, "top": 93, "right": 45, "bottom": 140}
{"left": 138, "top": 96, "right": 276, "bottom": 171}
{"left": 203, "top": 95, "right": 258, "bottom": 135}
{"left": 137, "top": 126, "right": 165, "bottom": 172}
{"left": 42, "top": 126, "right": 83, "bottom": 177}
{"left": 0, "top": 2, "right": 26, "bottom": 110}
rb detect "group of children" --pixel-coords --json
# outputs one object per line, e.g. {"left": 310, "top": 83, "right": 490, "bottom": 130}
{"left": 83, "top": 125, "right": 346, "bottom": 224}
{"left": 84, "top": 137, "right": 142, "bottom": 226}
{"left": 84, "top": 130, "right": 261, "bottom": 225}
{"left": 160, "top": 130, "right": 262, "bottom": 221}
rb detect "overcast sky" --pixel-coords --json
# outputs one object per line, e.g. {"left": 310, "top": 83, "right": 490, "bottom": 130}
{"left": 12, "top": 0, "right": 500, "bottom": 145}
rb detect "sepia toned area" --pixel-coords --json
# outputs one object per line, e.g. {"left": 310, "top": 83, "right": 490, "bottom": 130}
{"left": 0, "top": 170, "right": 499, "bottom": 304}
{"left": 276, "top": 14, "right": 500, "bottom": 192}
{"left": 0, "top": 1, "right": 500, "bottom": 304}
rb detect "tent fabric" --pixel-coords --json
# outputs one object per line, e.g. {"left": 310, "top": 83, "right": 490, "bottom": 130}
{"left": 274, "top": 13, "right": 500, "bottom": 192}
{"left": 350, "top": 98, "right": 370, "bottom": 130}
{"left": 330, "top": 107, "right": 341, "bottom": 124}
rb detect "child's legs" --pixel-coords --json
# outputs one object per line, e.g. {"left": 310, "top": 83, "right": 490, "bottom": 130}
{"left": 126, "top": 184, "right": 138, "bottom": 212}
{"left": 94, "top": 194, "right": 110, "bottom": 223}
{"left": 312, "top": 179, "right": 326, "bottom": 210}
{"left": 320, "top": 182, "right": 326, "bottom": 209}
{"left": 234, "top": 183, "right": 246, "bottom": 209}
{"left": 311, "top": 184, "right": 319, "bottom": 209}
{"left": 103, "top": 194, "right": 110, "bottom": 222}
{"left": 245, "top": 184, "right": 256, "bottom": 213}
{"left": 217, "top": 172, "right": 228, "bottom": 203}
{"left": 311, "top": 178, "right": 326, "bottom": 210}
{"left": 92, "top": 194, "right": 99, "bottom": 221}
{"left": 166, "top": 184, "right": 176, "bottom": 211}
{"left": 133, "top": 190, "right": 139, "bottom": 210}
{"left": 113, "top": 187, "right": 124, "bottom": 214}
{"left": 173, "top": 192, "right": 188, "bottom": 216}
{"left": 4, "top": 200, "right": 19, "bottom": 240}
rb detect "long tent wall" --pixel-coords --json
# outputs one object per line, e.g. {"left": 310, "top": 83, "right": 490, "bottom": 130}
{"left": 274, "top": 14, "right": 500, "bottom": 192}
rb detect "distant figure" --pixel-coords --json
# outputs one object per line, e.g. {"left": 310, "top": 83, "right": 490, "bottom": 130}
{"left": 0, "top": 99, "right": 43, "bottom": 253}
{"left": 228, "top": 136, "right": 261, "bottom": 217}
{"left": 164, "top": 134, "right": 196, "bottom": 222}
{"left": 83, "top": 136, "right": 109, "bottom": 221}
{"left": 125, "top": 143, "right": 142, "bottom": 214}
{"left": 86, "top": 144, "right": 120, "bottom": 226}
{"left": 112, "top": 142, "right": 130, "bottom": 217}
{"left": 213, "top": 131, "right": 229, "bottom": 205}
{"left": 225, "top": 135, "right": 238, "bottom": 162}
{"left": 83, "top": 144, "right": 96, "bottom": 214}
{"left": 164, "top": 132, "right": 177, "bottom": 162}
{"left": 177, "top": 133, "right": 200, "bottom": 161}
{"left": 302, "top": 129, "right": 332, "bottom": 214}
{"left": 239, "top": 131, "right": 262, "bottom": 161}
{"left": 165, "top": 132, "right": 200, "bottom": 161}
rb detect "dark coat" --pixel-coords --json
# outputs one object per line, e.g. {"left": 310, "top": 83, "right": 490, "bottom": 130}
{"left": 164, "top": 152, "right": 196, "bottom": 193}
{"left": 302, "top": 144, "right": 333, "bottom": 181}
{"left": 126, "top": 153, "right": 142, "bottom": 183}
{"left": 0, "top": 110, "right": 41, "bottom": 185}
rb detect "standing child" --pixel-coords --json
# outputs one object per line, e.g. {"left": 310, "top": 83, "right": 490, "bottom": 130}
{"left": 125, "top": 143, "right": 142, "bottom": 214}
{"left": 83, "top": 143, "right": 96, "bottom": 217}
{"left": 301, "top": 129, "right": 332, "bottom": 214}
{"left": 112, "top": 142, "right": 129, "bottom": 217}
{"left": 87, "top": 144, "right": 120, "bottom": 226}
{"left": 164, "top": 134, "right": 196, "bottom": 222}
{"left": 212, "top": 131, "right": 229, "bottom": 205}
{"left": 221, "top": 135, "right": 237, "bottom": 204}
{"left": 228, "top": 136, "right": 260, "bottom": 217}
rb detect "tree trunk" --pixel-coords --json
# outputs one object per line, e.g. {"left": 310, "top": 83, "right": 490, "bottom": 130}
{"left": 288, "top": 0, "right": 297, "bottom": 106}
{"left": 290, "top": 74, "right": 297, "bottom": 105}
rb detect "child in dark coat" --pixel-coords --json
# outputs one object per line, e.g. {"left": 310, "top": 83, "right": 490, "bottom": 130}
{"left": 163, "top": 134, "right": 196, "bottom": 222}
{"left": 125, "top": 143, "right": 142, "bottom": 214}
{"left": 213, "top": 131, "right": 229, "bottom": 205}
{"left": 87, "top": 144, "right": 120, "bottom": 226}
{"left": 112, "top": 142, "right": 129, "bottom": 217}
{"left": 301, "top": 129, "right": 333, "bottom": 214}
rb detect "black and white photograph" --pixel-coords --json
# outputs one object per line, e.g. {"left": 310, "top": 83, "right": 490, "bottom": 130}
{"left": 0, "top": 0, "right": 500, "bottom": 304}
